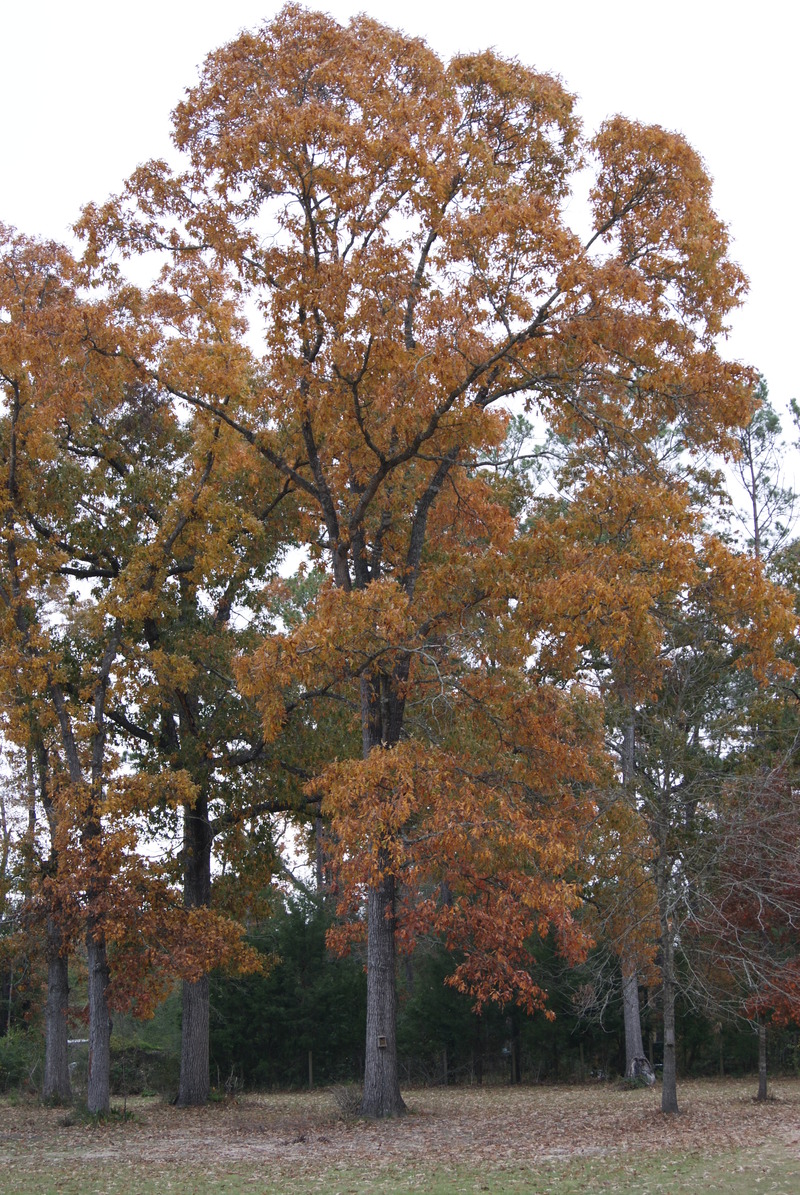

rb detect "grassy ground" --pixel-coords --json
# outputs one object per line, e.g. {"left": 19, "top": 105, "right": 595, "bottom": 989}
{"left": 3, "top": 1153, "right": 796, "bottom": 1195}
{"left": 1, "top": 1078, "right": 798, "bottom": 1194}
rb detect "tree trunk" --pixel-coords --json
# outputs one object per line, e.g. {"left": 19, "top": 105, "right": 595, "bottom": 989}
{"left": 36, "top": 746, "right": 71, "bottom": 1102}
{"left": 658, "top": 898, "right": 679, "bottom": 1114}
{"left": 52, "top": 634, "right": 118, "bottom": 1118}
{"left": 86, "top": 922, "right": 111, "bottom": 1115}
{"left": 177, "top": 792, "right": 212, "bottom": 1106}
{"left": 314, "top": 815, "right": 331, "bottom": 896}
{"left": 622, "top": 960, "right": 645, "bottom": 1073}
{"left": 179, "top": 976, "right": 210, "bottom": 1105}
{"left": 757, "top": 1019, "right": 768, "bottom": 1102}
{"left": 620, "top": 714, "right": 650, "bottom": 1084}
{"left": 42, "top": 921, "right": 71, "bottom": 1102}
{"left": 361, "top": 863, "right": 406, "bottom": 1117}
{"left": 359, "top": 674, "right": 406, "bottom": 1118}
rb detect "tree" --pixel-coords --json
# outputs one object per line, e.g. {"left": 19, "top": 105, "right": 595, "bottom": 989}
{"left": 81, "top": 5, "right": 763, "bottom": 1116}
{"left": 532, "top": 370, "right": 799, "bottom": 1110}
{"left": 0, "top": 225, "right": 136, "bottom": 1111}
{"left": 99, "top": 426, "right": 302, "bottom": 1106}
{"left": 689, "top": 766, "right": 800, "bottom": 1101}
{"left": 210, "top": 894, "right": 366, "bottom": 1089}
{"left": 0, "top": 225, "right": 263, "bottom": 1110}
{"left": 622, "top": 553, "right": 794, "bottom": 1111}
{"left": 729, "top": 379, "right": 797, "bottom": 563}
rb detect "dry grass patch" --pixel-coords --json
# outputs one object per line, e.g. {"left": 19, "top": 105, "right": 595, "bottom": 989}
{"left": 0, "top": 1078, "right": 798, "bottom": 1194}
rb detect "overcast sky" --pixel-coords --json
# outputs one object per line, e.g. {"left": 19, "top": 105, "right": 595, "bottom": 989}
{"left": 2, "top": 1, "right": 797, "bottom": 419}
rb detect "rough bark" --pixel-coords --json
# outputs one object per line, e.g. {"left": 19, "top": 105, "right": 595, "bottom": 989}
{"left": 314, "top": 815, "right": 332, "bottom": 896}
{"left": 86, "top": 922, "right": 111, "bottom": 1115}
{"left": 757, "top": 1019, "right": 768, "bottom": 1102}
{"left": 658, "top": 884, "right": 679, "bottom": 1114}
{"left": 361, "top": 862, "right": 405, "bottom": 1117}
{"left": 620, "top": 715, "right": 635, "bottom": 789}
{"left": 622, "top": 963, "right": 645, "bottom": 1070}
{"left": 509, "top": 1014, "right": 522, "bottom": 1084}
{"left": 34, "top": 746, "right": 72, "bottom": 1103}
{"left": 179, "top": 976, "right": 210, "bottom": 1106}
{"left": 42, "top": 921, "right": 71, "bottom": 1102}
{"left": 620, "top": 712, "right": 648, "bottom": 1081}
{"left": 177, "top": 792, "right": 212, "bottom": 1107}
{"left": 360, "top": 673, "right": 406, "bottom": 1118}
{"left": 53, "top": 628, "right": 118, "bottom": 1118}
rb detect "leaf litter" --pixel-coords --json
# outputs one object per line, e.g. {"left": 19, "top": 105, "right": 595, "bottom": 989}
{"left": 1, "top": 1078, "right": 799, "bottom": 1192}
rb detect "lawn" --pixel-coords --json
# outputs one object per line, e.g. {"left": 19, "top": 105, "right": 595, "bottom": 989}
{"left": 1, "top": 1078, "right": 798, "bottom": 1194}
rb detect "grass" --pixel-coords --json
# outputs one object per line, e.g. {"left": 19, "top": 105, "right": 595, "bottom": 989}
{"left": 1, "top": 1151, "right": 799, "bottom": 1195}
{"left": 0, "top": 1079, "right": 797, "bottom": 1194}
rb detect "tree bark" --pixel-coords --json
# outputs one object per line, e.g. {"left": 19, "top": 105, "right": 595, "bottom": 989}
{"left": 34, "top": 747, "right": 72, "bottom": 1103}
{"left": 658, "top": 893, "right": 679, "bottom": 1114}
{"left": 622, "top": 961, "right": 645, "bottom": 1074}
{"left": 359, "top": 672, "right": 407, "bottom": 1117}
{"left": 177, "top": 792, "right": 212, "bottom": 1106}
{"left": 53, "top": 630, "right": 119, "bottom": 1118}
{"left": 757, "top": 1019, "right": 768, "bottom": 1102}
{"left": 361, "top": 860, "right": 406, "bottom": 1117}
{"left": 179, "top": 976, "right": 210, "bottom": 1105}
{"left": 86, "top": 921, "right": 111, "bottom": 1115}
{"left": 620, "top": 712, "right": 649, "bottom": 1082}
{"left": 473, "top": 1017, "right": 484, "bottom": 1085}
{"left": 42, "top": 921, "right": 71, "bottom": 1102}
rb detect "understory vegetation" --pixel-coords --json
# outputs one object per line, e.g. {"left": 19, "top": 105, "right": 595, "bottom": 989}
{"left": 1, "top": 898, "right": 797, "bottom": 1104}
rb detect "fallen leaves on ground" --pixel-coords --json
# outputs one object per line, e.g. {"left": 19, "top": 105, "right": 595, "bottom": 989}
{"left": 1, "top": 1078, "right": 799, "bottom": 1188}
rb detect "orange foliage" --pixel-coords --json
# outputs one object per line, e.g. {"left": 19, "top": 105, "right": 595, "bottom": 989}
{"left": 0, "top": 225, "right": 272, "bottom": 1042}
{"left": 0, "top": 5, "right": 782, "bottom": 1073}
{"left": 73, "top": 6, "right": 792, "bottom": 1027}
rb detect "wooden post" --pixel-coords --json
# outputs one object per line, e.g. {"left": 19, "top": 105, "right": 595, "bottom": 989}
{"left": 757, "top": 1021, "right": 767, "bottom": 1102}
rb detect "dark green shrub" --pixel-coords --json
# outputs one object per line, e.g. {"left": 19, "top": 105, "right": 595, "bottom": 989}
{"left": 210, "top": 895, "right": 367, "bottom": 1088}
{"left": 110, "top": 1040, "right": 180, "bottom": 1096}
{"left": 0, "top": 1030, "right": 43, "bottom": 1092}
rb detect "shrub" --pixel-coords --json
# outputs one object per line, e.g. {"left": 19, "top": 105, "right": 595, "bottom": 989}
{"left": 0, "top": 1030, "right": 43, "bottom": 1093}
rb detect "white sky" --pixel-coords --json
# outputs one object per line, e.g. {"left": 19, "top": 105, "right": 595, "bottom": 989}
{"left": 2, "top": 0, "right": 797, "bottom": 417}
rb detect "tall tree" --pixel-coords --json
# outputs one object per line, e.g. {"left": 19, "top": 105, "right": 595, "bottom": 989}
{"left": 0, "top": 225, "right": 132, "bottom": 1111}
{"left": 623, "top": 555, "right": 793, "bottom": 1112}
{"left": 85, "top": 273, "right": 313, "bottom": 1105}
{"left": 81, "top": 5, "right": 764, "bottom": 1115}
{"left": 688, "top": 764, "right": 800, "bottom": 1101}
{"left": 536, "top": 375, "right": 799, "bottom": 1109}
{"left": 729, "top": 380, "right": 796, "bottom": 562}
{"left": 108, "top": 506, "right": 312, "bottom": 1107}
{"left": 0, "top": 226, "right": 262, "bottom": 1110}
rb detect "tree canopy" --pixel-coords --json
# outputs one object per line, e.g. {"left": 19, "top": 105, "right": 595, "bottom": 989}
{"left": 0, "top": 5, "right": 796, "bottom": 1119}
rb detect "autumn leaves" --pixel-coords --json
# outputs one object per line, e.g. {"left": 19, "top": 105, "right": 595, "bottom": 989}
{"left": 1, "top": 4, "right": 794, "bottom": 1117}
